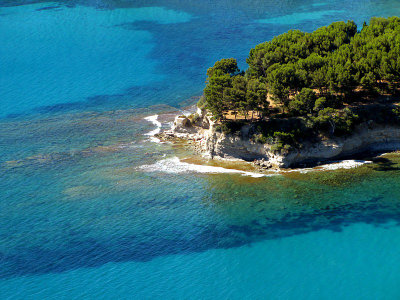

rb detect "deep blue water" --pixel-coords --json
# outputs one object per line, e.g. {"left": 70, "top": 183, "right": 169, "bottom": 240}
{"left": 1, "top": 1, "right": 400, "bottom": 299}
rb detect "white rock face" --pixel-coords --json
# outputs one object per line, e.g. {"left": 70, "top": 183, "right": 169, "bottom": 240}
{"left": 171, "top": 116, "right": 187, "bottom": 132}
{"left": 282, "top": 125, "right": 400, "bottom": 167}
{"left": 171, "top": 116, "right": 195, "bottom": 134}
{"left": 170, "top": 112, "right": 400, "bottom": 168}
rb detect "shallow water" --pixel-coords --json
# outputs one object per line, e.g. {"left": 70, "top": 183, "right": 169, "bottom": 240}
{"left": 1, "top": 1, "right": 400, "bottom": 299}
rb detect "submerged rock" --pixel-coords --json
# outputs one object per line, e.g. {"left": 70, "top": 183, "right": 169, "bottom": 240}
{"left": 253, "top": 159, "right": 273, "bottom": 169}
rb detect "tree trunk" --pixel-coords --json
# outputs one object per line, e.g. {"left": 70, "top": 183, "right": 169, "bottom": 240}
{"left": 329, "top": 120, "right": 336, "bottom": 135}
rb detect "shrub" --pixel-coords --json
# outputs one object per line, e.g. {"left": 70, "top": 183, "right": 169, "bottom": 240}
{"left": 313, "top": 107, "right": 358, "bottom": 136}
{"left": 313, "top": 97, "right": 327, "bottom": 112}
{"left": 215, "top": 121, "right": 244, "bottom": 134}
{"left": 188, "top": 113, "right": 201, "bottom": 124}
{"left": 392, "top": 107, "right": 400, "bottom": 116}
{"left": 253, "top": 133, "right": 269, "bottom": 144}
{"left": 274, "top": 131, "right": 296, "bottom": 145}
{"left": 289, "top": 88, "right": 317, "bottom": 116}
{"left": 197, "top": 96, "right": 206, "bottom": 109}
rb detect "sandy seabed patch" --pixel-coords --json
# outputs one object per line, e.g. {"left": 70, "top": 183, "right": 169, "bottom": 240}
{"left": 139, "top": 156, "right": 373, "bottom": 178}
{"left": 138, "top": 156, "right": 274, "bottom": 178}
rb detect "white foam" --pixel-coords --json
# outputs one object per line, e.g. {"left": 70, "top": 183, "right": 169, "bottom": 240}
{"left": 144, "top": 115, "right": 162, "bottom": 143}
{"left": 139, "top": 157, "right": 273, "bottom": 178}
{"left": 180, "top": 109, "right": 192, "bottom": 117}
{"left": 116, "top": 142, "right": 143, "bottom": 149}
{"left": 317, "top": 159, "right": 372, "bottom": 170}
{"left": 275, "top": 159, "right": 372, "bottom": 173}
{"left": 139, "top": 157, "right": 372, "bottom": 177}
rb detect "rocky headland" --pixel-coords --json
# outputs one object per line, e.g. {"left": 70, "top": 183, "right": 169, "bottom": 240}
{"left": 156, "top": 108, "right": 400, "bottom": 169}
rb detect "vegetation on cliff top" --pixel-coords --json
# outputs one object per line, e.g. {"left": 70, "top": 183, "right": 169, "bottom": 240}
{"left": 199, "top": 17, "right": 400, "bottom": 152}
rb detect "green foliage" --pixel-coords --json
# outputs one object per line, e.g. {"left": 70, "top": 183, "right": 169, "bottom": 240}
{"left": 197, "top": 96, "right": 206, "bottom": 109}
{"left": 246, "top": 17, "right": 399, "bottom": 107}
{"left": 204, "top": 57, "right": 269, "bottom": 121}
{"left": 246, "top": 78, "right": 269, "bottom": 118}
{"left": 225, "top": 75, "right": 248, "bottom": 118}
{"left": 313, "top": 97, "right": 327, "bottom": 112}
{"left": 215, "top": 120, "right": 245, "bottom": 134}
{"left": 393, "top": 106, "right": 400, "bottom": 116}
{"left": 288, "top": 88, "right": 317, "bottom": 115}
{"left": 254, "top": 130, "right": 297, "bottom": 153}
{"left": 313, "top": 107, "right": 358, "bottom": 135}
{"left": 204, "top": 71, "right": 232, "bottom": 120}
{"left": 188, "top": 113, "right": 201, "bottom": 124}
{"left": 267, "top": 63, "right": 304, "bottom": 105}
{"left": 206, "top": 58, "right": 240, "bottom": 77}
{"left": 251, "top": 118, "right": 311, "bottom": 153}
{"left": 271, "top": 131, "right": 296, "bottom": 152}
{"left": 348, "top": 103, "right": 400, "bottom": 126}
{"left": 247, "top": 20, "right": 357, "bottom": 76}
{"left": 253, "top": 133, "right": 269, "bottom": 144}
{"left": 203, "top": 16, "right": 399, "bottom": 144}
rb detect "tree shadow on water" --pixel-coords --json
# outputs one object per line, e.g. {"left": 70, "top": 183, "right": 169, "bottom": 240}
{"left": 370, "top": 156, "right": 400, "bottom": 172}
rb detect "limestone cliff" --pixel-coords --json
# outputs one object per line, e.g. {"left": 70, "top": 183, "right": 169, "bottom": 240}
{"left": 161, "top": 109, "right": 400, "bottom": 169}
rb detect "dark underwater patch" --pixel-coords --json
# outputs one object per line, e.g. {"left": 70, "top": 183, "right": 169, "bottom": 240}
{"left": 35, "top": 5, "right": 61, "bottom": 11}
{"left": 1, "top": 195, "right": 400, "bottom": 279}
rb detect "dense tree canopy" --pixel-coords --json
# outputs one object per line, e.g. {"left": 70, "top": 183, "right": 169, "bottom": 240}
{"left": 204, "top": 58, "right": 268, "bottom": 120}
{"left": 200, "top": 17, "right": 399, "bottom": 149}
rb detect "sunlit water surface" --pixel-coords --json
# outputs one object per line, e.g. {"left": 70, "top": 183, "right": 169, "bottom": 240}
{"left": 1, "top": 1, "right": 400, "bottom": 299}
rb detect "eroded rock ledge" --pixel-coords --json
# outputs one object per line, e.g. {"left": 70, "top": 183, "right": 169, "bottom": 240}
{"left": 156, "top": 108, "right": 400, "bottom": 169}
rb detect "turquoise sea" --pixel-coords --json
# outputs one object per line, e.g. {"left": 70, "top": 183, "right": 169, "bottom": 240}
{"left": 1, "top": 1, "right": 400, "bottom": 299}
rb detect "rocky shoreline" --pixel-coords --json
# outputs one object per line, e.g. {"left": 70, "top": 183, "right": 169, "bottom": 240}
{"left": 156, "top": 108, "right": 400, "bottom": 169}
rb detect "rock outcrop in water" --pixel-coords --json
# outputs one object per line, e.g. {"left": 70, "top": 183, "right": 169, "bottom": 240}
{"left": 157, "top": 108, "right": 400, "bottom": 169}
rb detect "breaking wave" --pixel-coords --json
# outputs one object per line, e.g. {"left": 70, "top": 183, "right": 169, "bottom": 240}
{"left": 317, "top": 159, "right": 372, "bottom": 170}
{"left": 138, "top": 157, "right": 273, "bottom": 178}
{"left": 144, "top": 115, "right": 162, "bottom": 143}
